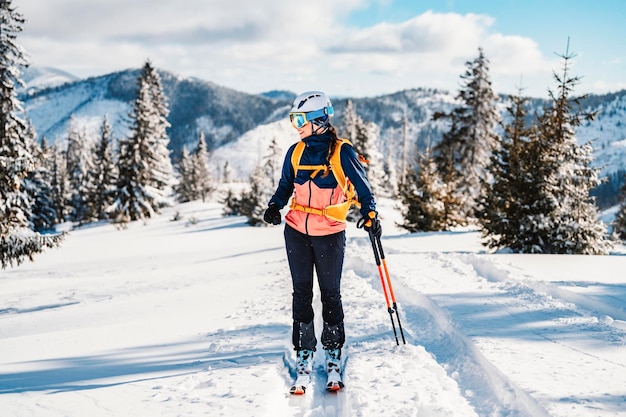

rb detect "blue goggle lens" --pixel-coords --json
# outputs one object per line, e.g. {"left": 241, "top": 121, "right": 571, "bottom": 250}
{"left": 289, "top": 113, "right": 307, "bottom": 128}
{"left": 289, "top": 106, "right": 334, "bottom": 129}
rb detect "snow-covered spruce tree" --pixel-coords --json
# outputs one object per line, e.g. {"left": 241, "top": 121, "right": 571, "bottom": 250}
{"left": 430, "top": 114, "right": 471, "bottom": 226}
{"left": 354, "top": 120, "right": 385, "bottom": 196}
{"left": 343, "top": 105, "right": 385, "bottom": 218}
{"left": 341, "top": 100, "right": 388, "bottom": 194}
{"left": 478, "top": 90, "right": 542, "bottom": 251}
{"left": 222, "top": 160, "right": 232, "bottom": 184}
{"left": 191, "top": 131, "right": 214, "bottom": 202}
{"left": 48, "top": 142, "right": 71, "bottom": 223}
{"left": 65, "top": 119, "right": 94, "bottom": 225}
{"left": 240, "top": 164, "right": 275, "bottom": 226}
{"left": 398, "top": 150, "right": 441, "bottom": 232}
{"left": 174, "top": 132, "right": 214, "bottom": 203}
{"left": 341, "top": 99, "right": 358, "bottom": 143}
{"left": 174, "top": 145, "right": 195, "bottom": 203}
{"left": 433, "top": 47, "right": 501, "bottom": 220}
{"left": 109, "top": 60, "right": 174, "bottom": 226}
{"left": 230, "top": 136, "right": 281, "bottom": 226}
{"left": 87, "top": 117, "right": 117, "bottom": 221}
{"left": 613, "top": 176, "right": 626, "bottom": 241}
{"left": 529, "top": 44, "right": 610, "bottom": 254}
{"left": 0, "top": 0, "right": 63, "bottom": 268}
{"left": 220, "top": 188, "right": 243, "bottom": 216}
{"left": 25, "top": 132, "right": 57, "bottom": 232}
{"left": 144, "top": 60, "right": 174, "bottom": 200}
{"left": 398, "top": 146, "right": 465, "bottom": 232}
{"left": 383, "top": 135, "right": 399, "bottom": 197}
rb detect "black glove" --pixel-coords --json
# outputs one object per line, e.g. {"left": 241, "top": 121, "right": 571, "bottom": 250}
{"left": 263, "top": 203, "right": 281, "bottom": 225}
{"left": 361, "top": 211, "right": 382, "bottom": 238}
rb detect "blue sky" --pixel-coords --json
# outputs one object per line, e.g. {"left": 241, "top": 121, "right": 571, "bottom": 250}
{"left": 351, "top": 1, "right": 625, "bottom": 68}
{"left": 17, "top": 0, "right": 626, "bottom": 98}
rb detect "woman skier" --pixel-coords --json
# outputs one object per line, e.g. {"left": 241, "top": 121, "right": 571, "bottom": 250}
{"left": 263, "top": 91, "right": 381, "bottom": 394}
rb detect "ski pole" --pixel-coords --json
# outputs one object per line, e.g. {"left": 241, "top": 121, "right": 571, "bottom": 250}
{"left": 373, "top": 233, "right": 406, "bottom": 345}
{"left": 367, "top": 230, "right": 400, "bottom": 345}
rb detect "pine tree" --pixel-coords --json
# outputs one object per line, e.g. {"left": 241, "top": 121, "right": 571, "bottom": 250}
{"left": 174, "top": 145, "right": 195, "bottom": 203}
{"left": 246, "top": 137, "right": 282, "bottom": 226}
{"left": 65, "top": 119, "right": 93, "bottom": 224}
{"left": 241, "top": 163, "right": 275, "bottom": 226}
{"left": 87, "top": 117, "right": 117, "bottom": 220}
{"left": 431, "top": 114, "right": 471, "bottom": 227}
{"left": 144, "top": 60, "right": 174, "bottom": 201}
{"left": 434, "top": 47, "right": 501, "bottom": 220}
{"left": 478, "top": 90, "right": 542, "bottom": 251}
{"left": 383, "top": 135, "right": 399, "bottom": 197}
{"left": 354, "top": 120, "right": 385, "bottom": 195}
{"left": 0, "top": 0, "right": 63, "bottom": 268}
{"left": 341, "top": 99, "right": 358, "bottom": 143}
{"left": 174, "top": 132, "right": 214, "bottom": 203}
{"left": 109, "top": 60, "right": 174, "bottom": 225}
{"left": 25, "top": 130, "right": 57, "bottom": 232}
{"left": 48, "top": 142, "right": 71, "bottom": 223}
{"left": 229, "top": 137, "right": 282, "bottom": 226}
{"left": 191, "top": 131, "right": 213, "bottom": 202}
{"left": 613, "top": 175, "right": 626, "bottom": 241}
{"left": 222, "top": 160, "right": 232, "bottom": 184}
{"left": 398, "top": 147, "right": 464, "bottom": 232}
{"left": 522, "top": 43, "right": 610, "bottom": 254}
{"left": 343, "top": 105, "right": 385, "bottom": 218}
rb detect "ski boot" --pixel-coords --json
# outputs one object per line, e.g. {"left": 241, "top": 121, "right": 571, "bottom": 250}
{"left": 325, "top": 348, "right": 344, "bottom": 391}
{"left": 290, "top": 349, "right": 314, "bottom": 395}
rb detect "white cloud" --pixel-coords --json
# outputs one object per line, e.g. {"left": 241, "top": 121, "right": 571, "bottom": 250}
{"left": 327, "top": 11, "right": 490, "bottom": 55}
{"left": 483, "top": 34, "right": 556, "bottom": 76}
{"left": 16, "top": 1, "right": 617, "bottom": 98}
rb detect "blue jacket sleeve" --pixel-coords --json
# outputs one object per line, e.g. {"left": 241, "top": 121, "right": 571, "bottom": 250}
{"left": 268, "top": 144, "right": 296, "bottom": 209}
{"left": 340, "top": 144, "right": 377, "bottom": 217}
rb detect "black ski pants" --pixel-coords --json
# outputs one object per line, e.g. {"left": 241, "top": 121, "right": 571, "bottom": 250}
{"left": 284, "top": 224, "right": 345, "bottom": 351}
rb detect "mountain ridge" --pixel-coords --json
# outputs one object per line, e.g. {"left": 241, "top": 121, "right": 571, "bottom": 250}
{"left": 19, "top": 66, "right": 626, "bottom": 198}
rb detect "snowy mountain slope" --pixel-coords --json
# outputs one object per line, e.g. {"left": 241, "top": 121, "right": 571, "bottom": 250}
{"left": 20, "top": 66, "right": 626, "bottom": 182}
{"left": 24, "top": 75, "right": 130, "bottom": 144}
{"left": 212, "top": 87, "right": 626, "bottom": 180}
{"left": 577, "top": 92, "right": 626, "bottom": 176}
{"left": 20, "top": 68, "right": 289, "bottom": 154}
{"left": 211, "top": 119, "right": 297, "bottom": 180}
{"left": 1, "top": 197, "right": 624, "bottom": 417}
{"left": 18, "top": 66, "right": 78, "bottom": 94}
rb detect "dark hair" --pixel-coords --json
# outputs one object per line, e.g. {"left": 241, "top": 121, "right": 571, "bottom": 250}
{"left": 320, "top": 125, "right": 341, "bottom": 177}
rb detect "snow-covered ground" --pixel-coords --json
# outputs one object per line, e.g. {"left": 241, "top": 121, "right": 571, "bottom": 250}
{"left": 1, "top": 197, "right": 625, "bottom": 417}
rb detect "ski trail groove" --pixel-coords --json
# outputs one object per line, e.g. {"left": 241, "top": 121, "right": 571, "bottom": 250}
{"left": 344, "top": 237, "right": 551, "bottom": 417}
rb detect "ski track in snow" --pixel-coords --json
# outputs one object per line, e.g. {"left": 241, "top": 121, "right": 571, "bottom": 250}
{"left": 365, "top": 237, "right": 626, "bottom": 417}
{"left": 1, "top": 201, "right": 625, "bottom": 416}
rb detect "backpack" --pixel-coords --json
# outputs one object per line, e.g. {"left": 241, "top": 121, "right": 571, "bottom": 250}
{"left": 288, "top": 138, "right": 362, "bottom": 222}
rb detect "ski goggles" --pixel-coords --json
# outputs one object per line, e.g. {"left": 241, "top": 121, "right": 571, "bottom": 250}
{"left": 289, "top": 106, "right": 334, "bottom": 129}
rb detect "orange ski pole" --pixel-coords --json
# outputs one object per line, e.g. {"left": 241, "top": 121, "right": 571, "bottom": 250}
{"left": 367, "top": 230, "right": 402, "bottom": 345}
{"left": 373, "top": 233, "right": 406, "bottom": 345}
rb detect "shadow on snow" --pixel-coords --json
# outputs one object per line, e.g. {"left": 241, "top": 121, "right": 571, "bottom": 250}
{"left": 0, "top": 323, "right": 290, "bottom": 395}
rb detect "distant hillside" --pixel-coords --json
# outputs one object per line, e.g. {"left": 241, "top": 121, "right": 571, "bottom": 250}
{"left": 260, "top": 90, "right": 297, "bottom": 102}
{"left": 20, "top": 68, "right": 291, "bottom": 156}
{"left": 19, "top": 66, "right": 79, "bottom": 93}
{"left": 19, "top": 66, "right": 626, "bottom": 203}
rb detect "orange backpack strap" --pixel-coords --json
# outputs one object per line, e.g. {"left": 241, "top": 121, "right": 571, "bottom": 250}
{"left": 329, "top": 139, "right": 349, "bottom": 191}
{"left": 291, "top": 140, "right": 326, "bottom": 179}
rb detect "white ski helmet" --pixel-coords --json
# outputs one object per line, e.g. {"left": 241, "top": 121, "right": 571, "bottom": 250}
{"left": 291, "top": 91, "right": 333, "bottom": 114}
{"left": 289, "top": 91, "right": 334, "bottom": 129}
